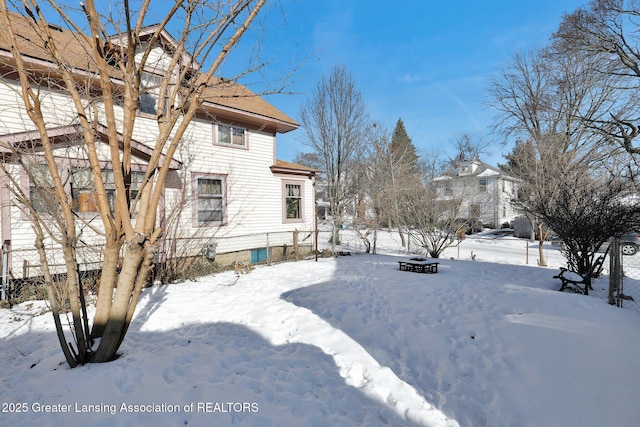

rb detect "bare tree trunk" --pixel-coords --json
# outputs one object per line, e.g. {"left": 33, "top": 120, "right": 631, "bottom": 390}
{"left": 398, "top": 227, "right": 406, "bottom": 248}
{"left": 61, "top": 243, "right": 90, "bottom": 363}
{"left": 92, "top": 240, "right": 144, "bottom": 362}
{"left": 116, "top": 241, "right": 157, "bottom": 350}
{"left": 35, "top": 235, "right": 79, "bottom": 367}
{"left": 92, "top": 241, "right": 121, "bottom": 339}
{"left": 538, "top": 223, "right": 549, "bottom": 267}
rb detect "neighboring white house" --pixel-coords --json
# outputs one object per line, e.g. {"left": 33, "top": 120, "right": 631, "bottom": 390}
{"left": 434, "top": 159, "right": 522, "bottom": 228}
{"left": 0, "top": 14, "right": 316, "bottom": 278}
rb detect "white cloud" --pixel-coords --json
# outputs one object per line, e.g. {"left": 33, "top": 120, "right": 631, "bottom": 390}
{"left": 398, "top": 73, "right": 424, "bottom": 84}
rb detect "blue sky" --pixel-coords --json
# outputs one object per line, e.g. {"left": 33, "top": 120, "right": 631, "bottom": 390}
{"left": 226, "top": 1, "right": 589, "bottom": 166}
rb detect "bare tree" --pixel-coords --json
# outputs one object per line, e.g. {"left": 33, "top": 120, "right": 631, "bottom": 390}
{"left": 399, "top": 151, "right": 471, "bottom": 258}
{"left": 451, "top": 134, "right": 488, "bottom": 163}
{"left": 350, "top": 123, "right": 392, "bottom": 253}
{"left": 554, "top": 0, "right": 640, "bottom": 156}
{"left": 299, "top": 65, "right": 369, "bottom": 249}
{"left": 0, "top": 0, "right": 272, "bottom": 366}
{"left": 491, "top": 42, "right": 638, "bottom": 271}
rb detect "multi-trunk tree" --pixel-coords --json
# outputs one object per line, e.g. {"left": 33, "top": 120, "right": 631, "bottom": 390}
{"left": 0, "top": 0, "right": 270, "bottom": 367}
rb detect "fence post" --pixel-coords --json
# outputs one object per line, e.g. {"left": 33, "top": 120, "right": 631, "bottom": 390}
{"left": 266, "top": 233, "right": 271, "bottom": 266}
{"left": 1, "top": 240, "right": 8, "bottom": 300}
{"left": 609, "top": 237, "right": 620, "bottom": 306}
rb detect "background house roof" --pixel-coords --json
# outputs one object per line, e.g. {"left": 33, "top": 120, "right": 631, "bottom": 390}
{"left": 437, "top": 159, "right": 520, "bottom": 182}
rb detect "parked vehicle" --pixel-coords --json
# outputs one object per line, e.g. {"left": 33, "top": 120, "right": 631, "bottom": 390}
{"left": 551, "top": 231, "right": 640, "bottom": 256}
{"left": 619, "top": 231, "right": 640, "bottom": 256}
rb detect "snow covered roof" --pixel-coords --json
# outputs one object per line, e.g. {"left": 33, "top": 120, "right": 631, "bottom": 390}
{"left": 477, "top": 168, "right": 500, "bottom": 177}
{"left": 435, "top": 159, "right": 519, "bottom": 181}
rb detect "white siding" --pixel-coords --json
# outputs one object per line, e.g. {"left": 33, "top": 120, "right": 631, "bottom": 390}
{"left": 0, "top": 42, "right": 308, "bottom": 276}
{"left": 163, "top": 122, "right": 314, "bottom": 244}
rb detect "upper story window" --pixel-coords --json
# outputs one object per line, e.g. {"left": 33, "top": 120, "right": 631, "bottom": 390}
{"left": 478, "top": 178, "right": 487, "bottom": 192}
{"left": 216, "top": 123, "right": 246, "bottom": 147}
{"left": 443, "top": 181, "right": 453, "bottom": 196}
{"left": 138, "top": 71, "right": 165, "bottom": 116}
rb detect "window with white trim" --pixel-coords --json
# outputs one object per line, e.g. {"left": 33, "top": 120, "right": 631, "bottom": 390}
{"left": 282, "top": 180, "right": 304, "bottom": 223}
{"left": 286, "top": 184, "right": 302, "bottom": 219}
{"left": 443, "top": 181, "right": 452, "bottom": 196}
{"left": 216, "top": 123, "right": 246, "bottom": 147}
{"left": 194, "top": 175, "right": 226, "bottom": 226}
{"left": 138, "top": 71, "right": 167, "bottom": 115}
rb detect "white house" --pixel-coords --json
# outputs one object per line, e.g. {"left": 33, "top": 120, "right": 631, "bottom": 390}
{"left": 0, "top": 14, "right": 316, "bottom": 279}
{"left": 434, "top": 159, "right": 521, "bottom": 229}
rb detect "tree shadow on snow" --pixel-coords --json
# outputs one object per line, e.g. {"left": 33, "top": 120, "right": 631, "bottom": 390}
{"left": 0, "top": 321, "right": 414, "bottom": 427}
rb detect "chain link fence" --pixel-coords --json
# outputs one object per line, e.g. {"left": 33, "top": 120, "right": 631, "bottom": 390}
{"left": 0, "top": 229, "right": 316, "bottom": 303}
{"left": 156, "top": 230, "right": 316, "bottom": 282}
{"left": 320, "top": 227, "right": 640, "bottom": 314}
{"left": 324, "top": 227, "right": 568, "bottom": 265}
{"left": 5, "top": 226, "right": 639, "bottom": 314}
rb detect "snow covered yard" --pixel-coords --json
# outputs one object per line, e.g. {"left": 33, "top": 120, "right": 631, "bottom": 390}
{"left": 1, "top": 234, "right": 640, "bottom": 426}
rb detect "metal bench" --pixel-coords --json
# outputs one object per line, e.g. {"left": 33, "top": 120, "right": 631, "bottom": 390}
{"left": 398, "top": 257, "right": 439, "bottom": 274}
{"left": 554, "top": 255, "right": 605, "bottom": 295}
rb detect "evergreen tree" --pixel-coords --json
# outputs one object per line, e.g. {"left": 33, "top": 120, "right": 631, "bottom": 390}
{"left": 390, "top": 118, "right": 419, "bottom": 171}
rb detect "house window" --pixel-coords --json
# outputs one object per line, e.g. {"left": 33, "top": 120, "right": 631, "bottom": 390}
{"left": 71, "top": 167, "right": 146, "bottom": 214}
{"left": 216, "top": 124, "right": 246, "bottom": 147}
{"left": 443, "top": 181, "right": 452, "bottom": 196}
{"left": 29, "top": 165, "right": 55, "bottom": 213}
{"left": 469, "top": 204, "right": 481, "bottom": 219}
{"left": 286, "top": 184, "right": 302, "bottom": 219}
{"left": 70, "top": 167, "right": 97, "bottom": 213}
{"left": 251, "top": 248, "right": 268, "bottom": 263}
{"left": 138, "top": 71, "right": 166, "bottom": 115}
{"left": 194, "top": 175, "right": 225, "bottom": 225}
{"left": 478, "top": 178, "right": 487, "bottom": 192}
{"left": 283, "top": 181, "right": 304, "bottom": 223}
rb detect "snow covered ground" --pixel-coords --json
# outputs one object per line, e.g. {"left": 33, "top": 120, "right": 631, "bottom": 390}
{"left": 1, "top": 231, "right": 639, "bottom": 426}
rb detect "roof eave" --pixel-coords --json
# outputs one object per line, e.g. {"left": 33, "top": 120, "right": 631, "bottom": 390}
{"left": 202, "top": 101, "right": 299, "bottom": 133}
